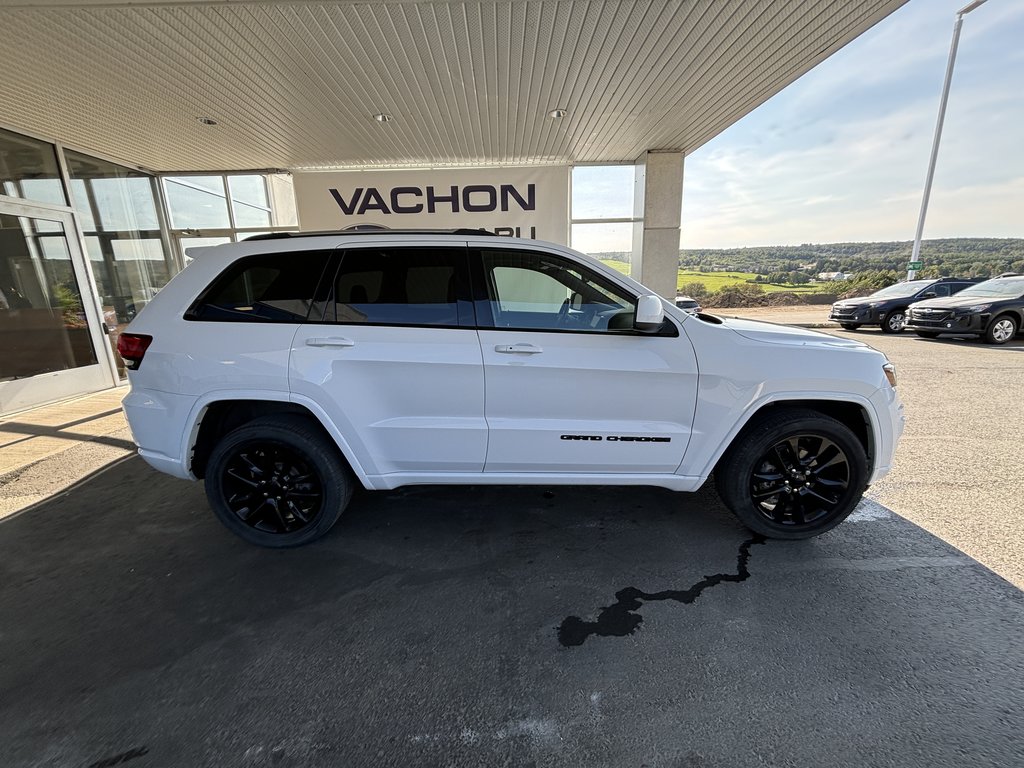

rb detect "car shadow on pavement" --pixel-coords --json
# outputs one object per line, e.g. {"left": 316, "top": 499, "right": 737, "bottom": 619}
{"left": 906, "top": 336, "right": 1024, "bottom": 350}
{"left": 1, "top": 457, "right": 1023, "bottom": 768}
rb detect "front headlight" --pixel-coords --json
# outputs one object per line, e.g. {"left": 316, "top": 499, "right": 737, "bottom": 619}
{"left": 962, "top": 304, "right": 991, "bottom": 313}
{"left": 883, "top": 362, "right": 897, "bottom": 388}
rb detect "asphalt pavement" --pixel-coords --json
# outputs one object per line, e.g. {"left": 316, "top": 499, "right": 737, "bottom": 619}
{"left": 2, "top": 456, "right": 1023, "bottom": 768}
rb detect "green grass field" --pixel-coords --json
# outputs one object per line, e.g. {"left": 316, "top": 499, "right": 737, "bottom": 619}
{"left": 599, "top": 261, "right": 818, "bottom": 294}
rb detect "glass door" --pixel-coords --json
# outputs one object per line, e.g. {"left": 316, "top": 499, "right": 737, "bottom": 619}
{"left": 0, "top": 200, "right": 115, "bottom": 413}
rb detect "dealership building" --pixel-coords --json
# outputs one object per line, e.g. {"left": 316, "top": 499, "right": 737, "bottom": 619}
{"left": 0, "top": 0, "right": 907, "bottom": 415}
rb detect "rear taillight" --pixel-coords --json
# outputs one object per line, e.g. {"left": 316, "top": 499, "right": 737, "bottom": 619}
{"left": 116, "top": 333, "right": 153, "bottom": 370}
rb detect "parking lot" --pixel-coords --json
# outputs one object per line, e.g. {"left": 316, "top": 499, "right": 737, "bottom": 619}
{"left": 1, "top": 322, "right": 1022, "bottom": 768}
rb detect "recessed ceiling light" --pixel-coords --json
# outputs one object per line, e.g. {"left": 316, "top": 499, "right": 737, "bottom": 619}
{"left": 373, "top": 113, "right": 393, "bottom": 123}
{"left": 548, "top": 108, "right": 568, "bottom": 119}
{"left": 196, "top": 117, "right": 218, "bottom": 126}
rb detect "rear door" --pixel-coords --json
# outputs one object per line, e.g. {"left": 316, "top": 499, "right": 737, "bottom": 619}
{"left": 473, "top": 245, "right": 698, "bottom": 474}
{"left": 289, "top": 244, "right": 485, "bottom": 477}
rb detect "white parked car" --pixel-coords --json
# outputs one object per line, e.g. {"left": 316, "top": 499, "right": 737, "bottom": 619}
{"left": 119, "top": 231, "right": 903, "bottom": 547}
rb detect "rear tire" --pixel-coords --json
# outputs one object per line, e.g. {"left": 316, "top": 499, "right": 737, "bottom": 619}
{"left": 714, "top": 408, "right": 868, "bottom": 539}
{"left": 984, "top": 314, "right": 1017, "bottom": 345}
{"left": 205, "top": 414, "right": 353, "bottom": 547}
{"left": 840, "top": 323, "right": 860, "bottom": 331}
{"left": 881, "top": 310, "right": 906, "bottom": 334}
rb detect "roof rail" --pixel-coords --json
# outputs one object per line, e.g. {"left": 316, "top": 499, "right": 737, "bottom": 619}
{"left": 243, "top": 228, "right": 497, "bottom": 241}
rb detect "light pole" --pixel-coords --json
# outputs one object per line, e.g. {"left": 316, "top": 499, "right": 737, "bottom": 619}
{"left": 908, "top": 0, "right": 990, "bottom": 280}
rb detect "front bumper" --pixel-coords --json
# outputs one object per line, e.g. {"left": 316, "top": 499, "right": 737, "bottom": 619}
{"left": 905, "top": 310, "right": 986, "bottom": 335}
{"left": 829, "top": 306, "right": 879, "bottom": 324}
{"left": 868, "top": 384, "right": 905, "bottom": 484}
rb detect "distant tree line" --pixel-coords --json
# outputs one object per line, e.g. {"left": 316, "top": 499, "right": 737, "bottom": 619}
{"left": 676, "top": 238, "right": 1024, "bottom": 279}
{"left": 593, "top": 238, "right": 1024, "bottom": 279}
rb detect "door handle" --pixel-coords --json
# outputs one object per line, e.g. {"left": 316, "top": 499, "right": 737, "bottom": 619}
{"left": 494, "top": 343, "right": 543, "bottom": 354}
{"left": 306, "top": 337, "right": 355, "bottom": 348}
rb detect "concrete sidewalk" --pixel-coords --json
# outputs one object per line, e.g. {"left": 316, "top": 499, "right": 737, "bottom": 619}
{"left": 0, "top": 388, "right": 133, "bottom": 518}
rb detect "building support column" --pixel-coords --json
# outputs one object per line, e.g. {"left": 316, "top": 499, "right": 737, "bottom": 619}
{"left": 631, "top": 150, "right": 683, "bottom": 299}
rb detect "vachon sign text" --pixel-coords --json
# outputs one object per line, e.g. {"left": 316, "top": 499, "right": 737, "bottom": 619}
{"left": 329, "top": 183, "right": 536, "bottom": 216}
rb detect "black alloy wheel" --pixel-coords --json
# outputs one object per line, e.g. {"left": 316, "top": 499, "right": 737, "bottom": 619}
{"left": 748, "top": 435, "right": 850, "bottom": 528}
{"left": 715, "top": 407, "right": 868, "bottom": 539}
{"left": 205, "top": 415, "right": 352, "bottom": 547}
{"left": 881, "top": 310, "right": 906, "bottom": 334}
{"left": 221, "top": 442, "right": 324, "bottom": 534}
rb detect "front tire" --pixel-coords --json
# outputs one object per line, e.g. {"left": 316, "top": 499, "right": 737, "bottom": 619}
{"left": 984, "top": 314, "right": 1018, "bottom": 345}
{"left": 714, "top": 408, "right": 868, "bottom": 539}
{"left": 205, "top": 415, "right": 353, "bottom": 547}
{"left": 881, "top": 310, "right": 906, "bottom": 334}
{"left": 840, "top": 323, "right": 860, "bottom": 331}
{"left": 914, "top": 331, "right": 940, "bottom": 339}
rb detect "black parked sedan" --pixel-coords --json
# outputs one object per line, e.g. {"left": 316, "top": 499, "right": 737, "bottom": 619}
{"left": 829, "top": 277, "right": 978, "bottom": 333}
{"left": 905, "top": 275, "right": 1024, "bottom": 345}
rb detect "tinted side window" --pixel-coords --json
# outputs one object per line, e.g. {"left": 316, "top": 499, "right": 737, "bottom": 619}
{"left": 928, "top": 284, "right": 952, "bottom": 297}
{"left": 479, "top": 249, "right": 640, "bottom": 333}
{"left": 187, "top": 251, "right": 330, "bottom": 322}
{"left": 323, "top": 247, "right": 465, "bottom": 327}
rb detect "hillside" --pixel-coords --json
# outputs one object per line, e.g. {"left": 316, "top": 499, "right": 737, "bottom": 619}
{"left": 594, "top": 238, "right": 1024, "bottom": 278}
{"left": 680, "top": 238, "right": 1024, "bottom": 277}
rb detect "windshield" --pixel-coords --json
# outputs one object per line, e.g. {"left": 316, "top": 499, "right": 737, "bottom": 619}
{"left": 868, "top": 280, "right": 934, "bottom": 300}
{"left": 954, "top": 278, "right": 1024, "bottom": 299}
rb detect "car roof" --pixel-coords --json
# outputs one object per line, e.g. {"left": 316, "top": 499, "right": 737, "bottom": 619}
{"left": 243, "top": 228, "right": 498, "bottom": 241}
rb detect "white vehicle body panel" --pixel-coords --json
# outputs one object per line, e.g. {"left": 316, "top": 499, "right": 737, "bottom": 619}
{"left": 478, "top": 328, "right": 696, "bottom": 473}
{"left": 290, "top": 325, "right": 487, "bottom": 475}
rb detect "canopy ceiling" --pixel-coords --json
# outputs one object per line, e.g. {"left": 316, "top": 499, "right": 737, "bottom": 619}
{"left": 0, "top": 0, "right": 908, "bottom": 171}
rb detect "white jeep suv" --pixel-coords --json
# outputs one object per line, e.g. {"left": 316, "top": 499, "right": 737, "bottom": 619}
{"left": 119, "top": 231, "right": 903, "bottom": 547}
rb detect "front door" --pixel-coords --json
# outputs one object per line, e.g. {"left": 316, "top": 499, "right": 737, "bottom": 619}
{"left": 289, "top": 243, "right": 486, "bottom": 478}
{"left": 0, "top": 201, "right": 113, "bottom": 413}
{"left": 474, "top": 246, "right": 698, "bottom": 474}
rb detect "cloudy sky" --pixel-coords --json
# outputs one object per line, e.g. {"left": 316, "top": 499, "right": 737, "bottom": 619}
{"left": 678, "top": 0, "right": 1024, "bottom": 249}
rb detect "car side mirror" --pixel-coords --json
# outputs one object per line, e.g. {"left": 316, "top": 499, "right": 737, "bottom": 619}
{"left": 634, "top": 294, "right": 665, "bottom": 332}
{"left": 921, "top": 291, "right": 936, "bottom": 298}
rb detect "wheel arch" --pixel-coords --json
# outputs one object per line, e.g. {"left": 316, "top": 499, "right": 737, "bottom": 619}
{"left": 707, "top": 397, "right": 876, "bottom": 479}
{"left": 990, "top": 309, "right": 1023, "bottom": 328}
{"left": 185, "top": 394, "right": 370, "bottom": 487}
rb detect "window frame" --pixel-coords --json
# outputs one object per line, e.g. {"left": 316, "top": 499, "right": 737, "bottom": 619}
{"left": 183, "top": 250, "right": 334, "bottom": 324}
{"left": 469, "top": 246, "right": 677, "bottom": 337}
{"left": 308, "top": 245, "right": 476, "bottom": 330}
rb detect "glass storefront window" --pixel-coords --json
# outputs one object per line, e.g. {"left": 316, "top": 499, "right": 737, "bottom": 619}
{"left": 1, "top": 213, "right": 97, "bottom": 380}
{"left": 570, "top": 222, "right": 635, "bottom": 262}
{"left": 0, "top": 128, "right": 68, "bottom": 206}
{"left": 228, "top": 175, "right": 272, "bottom": 228}
{"left": 164, "top": 174, "right": 278, "bottom": 230}
{"left": 162, "top": 173, "right": 298, "bottom": 267}
{"left": 571, "top": 165, "right": 635, "bottom": 220}
{"left": 571, "top": 165, "right": 642, "bottom": 266}
{"left": 65, "top": 150, "right": 174, "bottom": 378}
{"left": 164, "top": 176, "right": 232, "bottom": 229}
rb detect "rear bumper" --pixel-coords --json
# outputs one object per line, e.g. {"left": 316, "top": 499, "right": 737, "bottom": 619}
{"left": 121, "top": 388, "right": 197, "bottom": 480}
